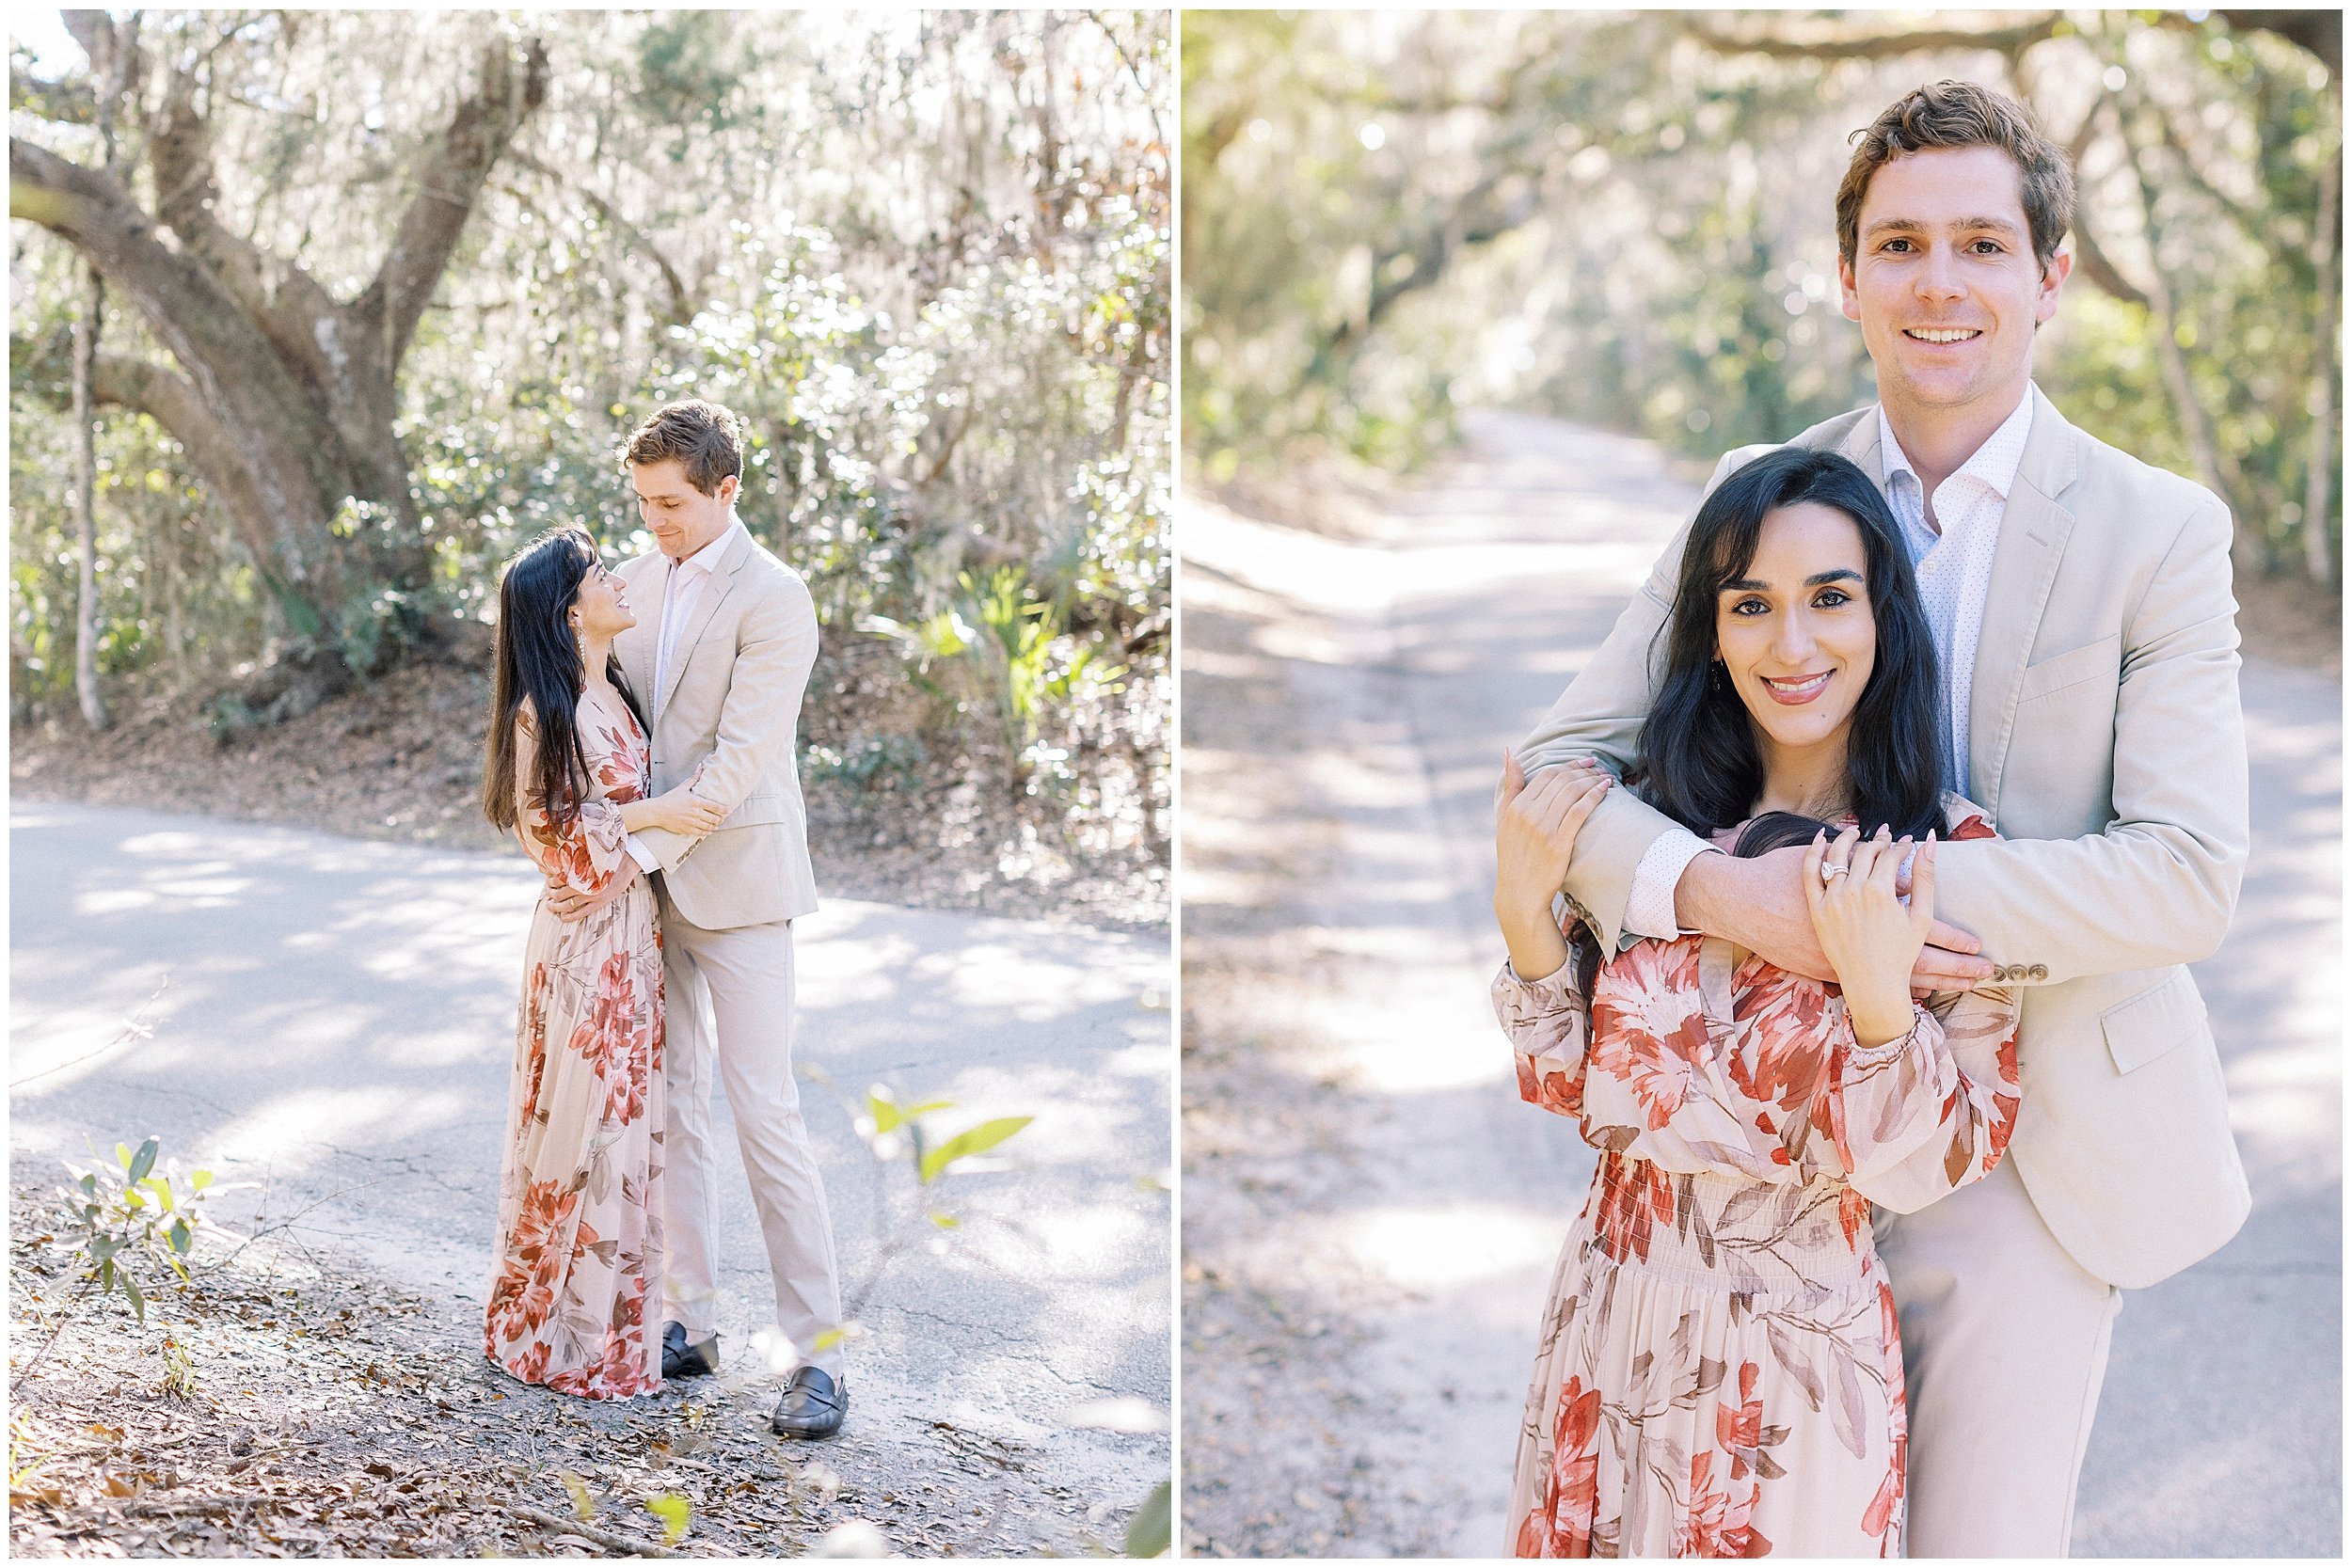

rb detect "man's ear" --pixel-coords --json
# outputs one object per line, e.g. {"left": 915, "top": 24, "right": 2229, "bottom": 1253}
{"left": 2035, "top": 245, "right": 2073, "bottom": 325}
{"left": 717, "top": 472, "right": 740, "bottom": 506}
{"left": 1837, "top": 254, "right": 1861, "bottom": 323}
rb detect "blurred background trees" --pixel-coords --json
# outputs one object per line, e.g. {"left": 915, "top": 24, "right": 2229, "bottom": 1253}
{"left": 12, "top": 9, "right": 1168, "bottom": 884}
{"left": 1184, "top": 8, "right": 2339, "bottom": 588}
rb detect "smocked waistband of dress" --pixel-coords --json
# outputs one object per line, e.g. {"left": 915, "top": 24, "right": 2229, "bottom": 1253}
{"left": 1580, "top": 1159, "right": 1879, "bottom": 1297}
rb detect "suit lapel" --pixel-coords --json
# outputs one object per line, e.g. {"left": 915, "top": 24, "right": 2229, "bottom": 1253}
{"left": 1967, "top": 387, "right": 2082, "bottom": 817}
{"left": 655, "top": 528, "right": 752, "bottom": 718}
{"left": 1832, "top": 404, "right": 1886, "bottom": 484}
{"left": 613, "top": 555, "right": 660, "bottom": 704}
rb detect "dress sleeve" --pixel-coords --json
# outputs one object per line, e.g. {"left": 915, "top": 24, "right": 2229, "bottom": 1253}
{"left": 1492, "top": 949, "right": 1594, "bottom": 1120}
{"left": 1830, "top": 983, "right": 2022, "bottom": 1213}
{"left": 513, "top": 707, "right": 629, "bottom": 897}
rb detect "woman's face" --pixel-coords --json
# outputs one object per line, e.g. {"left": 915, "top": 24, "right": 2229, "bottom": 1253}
{"left": 569, "top": 552, "right": 637, "bottom": 641}
{"left": 1714, "top": 501, "right": 1878, "bottom": 757}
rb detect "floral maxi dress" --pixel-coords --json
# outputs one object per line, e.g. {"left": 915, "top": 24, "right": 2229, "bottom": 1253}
{"left": 484, "top": 695, "right": 667, "bottom": 1399}
{"left": 1497, "top": 805, "right": 2020, "bottom": 1557}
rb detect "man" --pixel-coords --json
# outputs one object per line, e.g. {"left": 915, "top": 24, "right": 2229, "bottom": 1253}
{"left": 1520, "top": 82, "right": 2249, "bottom": 1555}
{"left": 550, "top": 398, "right": 848, "bottom": 1438}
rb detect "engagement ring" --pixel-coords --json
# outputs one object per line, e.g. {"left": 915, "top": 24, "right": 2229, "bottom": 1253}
{"left": 1820, "top": 862, "right": 1850, "bottom": 883}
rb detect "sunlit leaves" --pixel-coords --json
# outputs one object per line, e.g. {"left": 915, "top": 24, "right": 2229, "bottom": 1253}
{"left": 917, "top": 1115, "right": 1035, "bottom": 1185}
{"left": 53, "top": 1138, "right": 243, "bottom": 1326}
{"left": 643, "top": 1492, "right": 691, "bottom": 1544}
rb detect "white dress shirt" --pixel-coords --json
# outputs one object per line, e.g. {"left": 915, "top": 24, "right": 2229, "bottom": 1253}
{"left": 624, "top": 517, "right": 745, "bottom": 874}
{"left": 1620, "top": 388, "right": 2035, "bottom": 941}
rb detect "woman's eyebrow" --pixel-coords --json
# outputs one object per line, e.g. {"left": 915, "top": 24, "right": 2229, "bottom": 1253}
{"left": 1722, "top": 567, "right": 1865, "bottom": 592}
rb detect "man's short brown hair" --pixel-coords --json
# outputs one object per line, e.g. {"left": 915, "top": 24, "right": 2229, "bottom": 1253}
{"left": 1836, "top": 81, "right": 2075, "bottom": 275}
{"left": 623, "top": 399, "right": 744, "bottom": 497}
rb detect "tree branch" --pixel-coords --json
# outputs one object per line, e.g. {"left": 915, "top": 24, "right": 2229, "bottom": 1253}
{"left": 358, "top": 34, "right": 549, "bottom": 366}
{"left": 90, "top": 356, "right": 274, "bottom": 539}
{"left": 148, "top": 63, "right": 340, "bottom": 390}
{"left": 504, "top": 149, "right": 697, "bottom": 326}
{"left": 1084, "top": 9, "right": 1164, "bottom": 149}
{"left": 12, "top": 136, "right": 353, "bottom": 583}
{"left": 1684, "top": 15, "right": 2064, "bottom": 62}
{"left": 2220, "top": 9, "right": 2341, "bottom": 79}
{"left": 11, "top": 64, "right": 97, "bottom": 123}
{"left": 2144, "top": 84, "right": 2268, "bottom": 244}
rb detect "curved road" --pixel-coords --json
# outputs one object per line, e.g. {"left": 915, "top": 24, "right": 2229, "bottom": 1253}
{"left": 11, "top": 804, "right": 1172, "bottom": 1547}
{"left": 1179, "top": 407, "right": 2338, "bottom": 1557}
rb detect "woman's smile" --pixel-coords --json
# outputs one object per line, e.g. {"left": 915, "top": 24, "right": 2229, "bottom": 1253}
{"left": 1758, "top": 670, "right": 1836, "bottom": 705}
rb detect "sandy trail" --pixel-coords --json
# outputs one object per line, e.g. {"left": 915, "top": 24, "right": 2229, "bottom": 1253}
{"left": 1178, "top": 407, "right": 2338, "bottom": 1557}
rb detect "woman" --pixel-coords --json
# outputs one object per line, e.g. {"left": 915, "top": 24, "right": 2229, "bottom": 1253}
{"left": 479, "top": 526, "right": 725, "bottom": 1398}
{"left": 1492, "top": 448, "right": 2020, "bottom": 1557}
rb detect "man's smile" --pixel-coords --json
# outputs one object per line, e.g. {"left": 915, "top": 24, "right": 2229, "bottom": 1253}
{"left": 1903, "top": 326, "right": 1981, "bottom": 343}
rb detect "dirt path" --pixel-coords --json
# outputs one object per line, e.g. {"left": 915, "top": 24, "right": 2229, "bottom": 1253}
{"left": 12, "top": 803, "right": 1171, "bottom": 1558}
{"left": 1178, "top": 408, "right": 2340, "bottom": 1557}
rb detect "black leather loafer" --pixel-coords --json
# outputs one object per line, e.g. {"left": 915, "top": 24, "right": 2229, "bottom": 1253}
{"left": 661, "top": 1322, "right": 719, "bottom": 1380}
{"left": 769, "top": 1366, "right": 847, "bottom": 1438}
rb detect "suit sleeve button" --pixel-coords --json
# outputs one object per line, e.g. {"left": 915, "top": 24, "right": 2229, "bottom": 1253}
{"left": 2028, "top": 964, "right": 2048, "bottom": 981}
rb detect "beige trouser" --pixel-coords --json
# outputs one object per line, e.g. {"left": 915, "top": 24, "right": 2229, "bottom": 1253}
{"left": 659, "top": 898, "right": 845, "bottom": 1376}
{"left": 1874, "top": 1157, "right": 2122, "bottom": 1558}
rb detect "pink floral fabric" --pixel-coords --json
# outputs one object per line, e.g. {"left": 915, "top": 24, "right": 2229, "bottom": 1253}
{"left": 485, "top": 695, "right": 667, "bottom": 1400}
{"left": 1499, "top": 802, "right": 2019, "bottom": 1557}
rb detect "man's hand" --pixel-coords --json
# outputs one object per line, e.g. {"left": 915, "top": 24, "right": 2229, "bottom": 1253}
{"left": 547, "top": 857, "right": 643, "bottom": 925}
{"left": 1675, "top": 843, "right": 1993, "bottom": 990}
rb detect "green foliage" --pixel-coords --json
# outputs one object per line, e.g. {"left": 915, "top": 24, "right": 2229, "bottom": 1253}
{"left": 802, "top": 734, "right": 927, "bottom": 791}
{"left": 557, "top": 1470, "right": 596, "bottom": 1520}
{"left": 1184, "top": 10, "right": 2338, "bottom": 579}
{"left": 1125, "top": 1480, "right": 1172, "bottom": 1557}
{"left": 53, "top": 1138, "right": 234, "bottom": 1325}
{"left": 9, "top": 1414, "right": 52, "bottom": 1493}
{"left": 916, "top": 1116, "right": 1036, "bottom": 1186}
{"left": 158, "top": 1332, "right": 198, "bottom": 1399}
{"left": 858, "top": 1085, "right": 1035, "bottom": 1186}
{"left": 12, "top": 12, "right": 1170, "bottom": 836}
{"left": 643, "top": 1493, "right": 691, "bottom": 1544}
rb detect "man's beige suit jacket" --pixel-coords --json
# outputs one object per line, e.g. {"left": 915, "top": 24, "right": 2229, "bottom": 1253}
{"left": 1519, "top": 385, "right": 2251, "bottom": 1290}
{"left": 614, "top": 524, "right": 820, "bottom": 929}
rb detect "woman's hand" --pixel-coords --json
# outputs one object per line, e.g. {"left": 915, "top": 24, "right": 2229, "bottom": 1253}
{"left": 1804, "top": 824, "right": 1935, "bottom": 1047}
{"left": 622, "top": 785, "right": 729, "bottom": 838}
{"left": 1494, "top": 751, "right": 1613, "bottom": 982}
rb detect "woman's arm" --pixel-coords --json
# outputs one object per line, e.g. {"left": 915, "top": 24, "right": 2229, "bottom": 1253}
{"left": 1492, "top": 750, "right": 1613, "bottom": 1117}
{"left": 1494, "top": 752, "right": 1613, "bottom": 981}
{"left": 1835, "top": 986, "right": 2021, "bottom": 1212}
{"left": 513, "top": 710, "right": 630, "bottom": 897}
{"left": 1494, "top": 935, "right": 1593, "bottom": 1120}
{"left": 1802, "top": 820, "right": 2023, "bottom": 1207}
{"left": 617, "top": 783, "right": 728, "bottom": 838}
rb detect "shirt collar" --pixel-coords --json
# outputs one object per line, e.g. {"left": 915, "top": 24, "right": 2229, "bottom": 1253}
{"left": 1877, "top": 385, "right": 2034, "bottom": 501}
{"left": 672, "top": 516, "right": 743, "bottom": 578}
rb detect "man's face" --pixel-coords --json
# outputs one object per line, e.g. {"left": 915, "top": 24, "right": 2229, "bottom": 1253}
{"left": 1837, "top": 144, "right": 2069, "bottom": 420}
{"left": 630, "top": 459, "right": 738, "bottom": 561}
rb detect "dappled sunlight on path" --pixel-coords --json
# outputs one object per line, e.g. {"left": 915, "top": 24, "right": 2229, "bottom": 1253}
{"left": 1180, "top": 406, "right": 2339, "bottom": 1558}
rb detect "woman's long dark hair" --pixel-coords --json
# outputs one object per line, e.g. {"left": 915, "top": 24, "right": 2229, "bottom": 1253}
{"left": 1636, "top": 445, "right": 1944, "bottom": 852}
{"left": 482, "top": 527, "right": 647, "bottom": 832}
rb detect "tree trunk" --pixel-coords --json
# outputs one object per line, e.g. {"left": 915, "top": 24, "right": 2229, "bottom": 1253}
{"left": 71, "top": 260, "right": 111, "bottom": 733}
{"left": 2303, "top": 100, "right": 2340, "bottom": 587}
{"left": 2116, "top": 96, "right": 2265, "bottom": 573}
{"left": 10, "top": 27, "right": 548, "bottom": 720}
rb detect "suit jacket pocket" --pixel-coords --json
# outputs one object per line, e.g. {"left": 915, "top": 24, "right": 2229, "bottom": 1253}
{"left": 2017, "top": 632, "right": 2122, "bottom": 705}
{"left": 718, "top": 793, "right": 791, "bottom": 831}
{"left": 2100, "top": 968, "right": 2209, "bottom": 1074}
